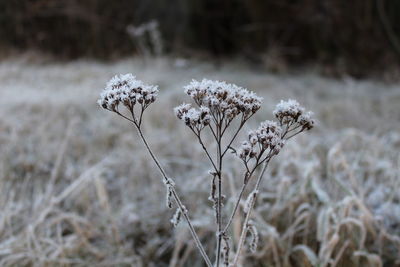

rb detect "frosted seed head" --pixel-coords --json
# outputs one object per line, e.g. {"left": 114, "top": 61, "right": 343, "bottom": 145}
{"left": 184, "top": 108, "right": 200, "bottom": 126}
{"left": 236, "top": 121, "right": 282, "bottom": 161}
{"left": 237, "top": 141, "right": 254, "bottom": 160}
{"left": 237, "top": 120, "right": 284, "bottom": 161}
{"left": 248, "top": 131, "right": 258, "bottom": 145}
{"left": 273, "top": 99, "right": 305, "bottom": 123}
{"left": 299, "top": 111, "right": 315, "bottom": 130}
{"left": 98, "top": 74, "right": 158, "bottom": 112}
{"left": 183, "top": 79, "right": 262, "bottom": 120}
{"left": 272, "top": 139, "right": 285, "bottom": 155}
{"left": 199, "top": 106, "right": 211, "bottom": 125}
{"left": 273, "top": 99, "right": 314, "bottom": 136}
{"left": 174, "top": 103, "right": 192, "bottom": 120}
{"left": 174, "top": 104, "right": 211, "bottom": 130}
{"left": 97, "top": 94, "right": 108, "bottom": 109}
{"left": 256, "top": 120, "right": 283, "bottom": 150}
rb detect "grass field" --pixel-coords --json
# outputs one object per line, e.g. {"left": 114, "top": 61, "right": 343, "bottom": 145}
{"left": 0, "top": 57, "right": 399, "bottom": 266}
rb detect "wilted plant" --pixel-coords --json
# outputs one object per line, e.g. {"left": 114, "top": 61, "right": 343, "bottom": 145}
{"left": 98, "top": 74, "right": 314, "bottom": 266}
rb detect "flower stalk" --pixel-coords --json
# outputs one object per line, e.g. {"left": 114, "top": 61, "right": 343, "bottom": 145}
{"left": 99, "top": 75, "right": 314, "bottom": 266}
{"left": 98, "top": 74, "right": 212, "bottom": 267}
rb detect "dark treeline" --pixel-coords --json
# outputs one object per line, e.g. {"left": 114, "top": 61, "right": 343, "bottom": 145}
{"left": 1, "top": 0, "right": 399, "bottom": 74}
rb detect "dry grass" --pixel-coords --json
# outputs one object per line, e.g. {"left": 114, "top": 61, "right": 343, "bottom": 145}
{"left": 0, "top": 57, "right": 399, "bottom": 266}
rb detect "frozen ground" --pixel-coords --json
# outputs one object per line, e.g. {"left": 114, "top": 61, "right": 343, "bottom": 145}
{"left": 0, "top": 57, "right": 399, "bottom": 266}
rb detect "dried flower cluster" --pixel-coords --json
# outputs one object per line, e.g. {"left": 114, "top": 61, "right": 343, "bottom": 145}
{"left": 173, "top": 80, "right": 314, "bottom": 266}
{"left": 183, "top": 79, "right": 262, "bottom": 122}
{"left": 298, "top": 111, "right": 315, "bottom": 130}
{"left": 98, "top": 74, "right": 213, "bottom": 267}
{"left": 237, "top": 99, "right": 315, "bottom": 164}
{"left": 99, "top": 75, "right": 315, "bottom": 267}
{"left": 98, "top": 74, "right": 158, "bottom": 113}
{"left": 238, "top": 120, "right": 284, "bottom": 162}
{"left": 174, "top": 103, "right": 211, "bottom": 133}
{"left": 230, "top": 99, "right": 314, "bottom": 265}
{"left": 273, "top": 99, "right": 314, "bottom": 130}
{"left": 235, "top": 100, "right": 314, "bottom": 191}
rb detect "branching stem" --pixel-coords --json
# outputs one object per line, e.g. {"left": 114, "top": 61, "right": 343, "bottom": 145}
{"left": 215, "top": 121, "right": 223, "bottom": 267}
{"left": 117, "top": 112, "right": 212, "bottom": 267}
{"left": 232, "top": 159, "right": 270, "bottom": 265}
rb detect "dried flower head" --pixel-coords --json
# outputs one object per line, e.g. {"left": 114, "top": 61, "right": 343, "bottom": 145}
{"left": 273, "top": 99, "right": 305, "bottom": 124}
{"left": 98, "top": 74, "right": 159, "bottom": 112}
{"left": 273, "top": 98, "right": 315, "bottom": 137}
{"left": 253, "top": 121, "right": 283, "bottom": 149}
{"left": 237, "top": 120, "right": 284, "bottom": 162}
{"left": 183, "top": 79, "right": 262, "bottom": 121}
{"left": 237, "top": 141, "right": 256, "bottom": 161}
{"left": 298, "top": 111, "right": 315, "bottom": 130}
{"left": 174, "top": 103, "right": 211, "bottom": 132}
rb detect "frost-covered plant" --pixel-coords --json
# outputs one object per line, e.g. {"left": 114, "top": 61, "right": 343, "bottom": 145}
{"left": 98, "top": 74, "right": 211, "bottom": 265}
{"left": 98, "top": 75, "right": 314, "bottom": 266}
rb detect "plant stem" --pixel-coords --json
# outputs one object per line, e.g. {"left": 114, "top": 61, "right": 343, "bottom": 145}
{"left": 223, "top": 149, "right": 271, "bottom": 235}
{"left": 135, "top": 124, "right": 213, "bottom": 267}
{"left": 223, "top": 182, "right": 247, "bottom": 234}
{"left": 232, "top": 159, "right": 270, "bottom": 266}
{"left": 192, "top": 130, "right": 218, "bottom": 173}
{"left": 215, "top": 122, "right": 223, "bottom": 267}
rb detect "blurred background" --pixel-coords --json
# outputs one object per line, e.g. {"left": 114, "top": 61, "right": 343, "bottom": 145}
{"left": 1, "top": 0, "right": 400, "bottom": 76}
{"left": 1, "top": 1, "right": 400, "bottom": 267}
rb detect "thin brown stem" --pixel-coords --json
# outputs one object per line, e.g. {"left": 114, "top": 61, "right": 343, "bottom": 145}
{"left": 138, "top": 107, "right": 145, "bottom": 127}
{"left": 231, "top": 123, "right": 305, "bottom": 264}
{"left": 223, "top": 150, "right": 272, "bottom": 235}
{"left": 221, "top": 124, "right": 244, "bottom": 157}
{"left": 232, "top": 159, "right": 270, "bottom": 266}
{"left": 116, "top": 111, "right": 137, "bottom": 124}
{"left": 221, "top": 114, "right": 252, "bottom": 158}
{"left": 285, "top": 130, "right": 304, "bottom": 140}
{"left": 208, "top": 124, "right": 218, "bottom": 140}
{"left": 121, "top": 115, "right": 212, "bottom": 267}
{"left": 215, "top": 122, "right": 223, "bottom": 267}
{"left": 223, "top": 182, "right": 247, "bottom": 234}
{"left": 191, "top": 129, "right": 218, "bottom": 173}
{"left": 221, "top": 118, "right": 233, "bottom": 136}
